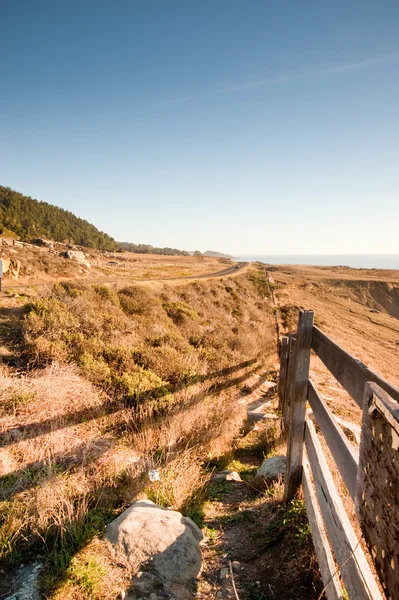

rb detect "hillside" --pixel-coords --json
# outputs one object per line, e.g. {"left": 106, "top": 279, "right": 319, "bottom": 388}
{"left": 1, "top": 258, "right": 398, "bottom": 598}
{"left": 203, "top": 250, "right": 234, "bottom": 259}
{"left": 0, "top": 264, "right": 283, "bottom": 598}
{"left": 118, "top": 241, "right": 189, "bottom": 256}
{"left": 0, "top": 186, "right": 117, "bottom": 251}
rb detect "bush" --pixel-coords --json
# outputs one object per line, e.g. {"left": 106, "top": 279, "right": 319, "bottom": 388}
{"left": 163, "top": 301, "right": 198, "bottom": 324}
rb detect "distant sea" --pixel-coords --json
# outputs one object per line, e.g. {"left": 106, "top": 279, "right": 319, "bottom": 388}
{"left": 234, "top": 254, "right": 399, "bottom": 270}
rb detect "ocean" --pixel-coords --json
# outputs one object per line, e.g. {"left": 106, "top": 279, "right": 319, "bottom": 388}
{"left": 234, "top": 254, "right": 399, "bottom": 270}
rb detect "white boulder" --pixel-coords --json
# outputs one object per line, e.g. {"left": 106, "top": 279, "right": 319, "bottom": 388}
{"left": 254, "top": 455, "right": 287, "bottom": 481}
{"left": 60, "top": 250, "right": 91, "bottom": 269}
{"left": 106, "top": 500, "right": 203, "bottom": 597}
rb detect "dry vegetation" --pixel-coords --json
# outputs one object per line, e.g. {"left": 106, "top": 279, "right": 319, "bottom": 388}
{"left": 0, "top": 241, "right": 233, "bottom": 289}
{"left": 2, "top": 256, "right": 397, "bottom": 599}
{"left": 270, "top": 263, "right": 399, "bottom": 599}
{"left": 271, "top": 263, "right": 399, "bottom": 387}
{"left": 0, "top": 265, "right": 277, "bottom": 598}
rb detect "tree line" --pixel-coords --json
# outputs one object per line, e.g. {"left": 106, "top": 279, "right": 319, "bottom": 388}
{"left": 118, "top": 242, "right": 189, "bottom": 256}
{"left": 0, "top": 186, "right": 189, "bottom": 255}
{"left": 0, "top": 186, "right": 117, "bottom": 251}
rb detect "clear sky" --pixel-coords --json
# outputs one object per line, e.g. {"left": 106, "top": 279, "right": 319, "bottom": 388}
{"left": 1, "top": 1, "right": 398, "bottom": 254}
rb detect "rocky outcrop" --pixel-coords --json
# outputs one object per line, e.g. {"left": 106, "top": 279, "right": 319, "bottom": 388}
{"left": 60, "top": 250, "right": 91, "bottom": 269}
{"left": 106, "top": 500, "right": 203, "bottom": 599}
{"left": 31, "top": 238, "right": 53, "bottom": 248}
{"left": 9, "top": 259, "right": 21, "bottom": 280}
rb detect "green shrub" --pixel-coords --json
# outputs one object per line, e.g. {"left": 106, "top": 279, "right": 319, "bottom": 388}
{"left": 107, "top": 367, "right": 167, "bottom": 401}
{"left": 79, "top": 353, "right": 111, "bottom": 384}
{"left": 93, "top": 285, "right": 120, "bottom": 306}
{"left": 163, "top": 301, "right": 198, "bottom": 324}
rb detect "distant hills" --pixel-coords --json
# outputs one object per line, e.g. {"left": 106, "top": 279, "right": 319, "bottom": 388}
{"left": 203, "top": 250, "right": 234, "bottom": 259}
{"left": 118, "top": 242, "right": 189, "bottom": 256}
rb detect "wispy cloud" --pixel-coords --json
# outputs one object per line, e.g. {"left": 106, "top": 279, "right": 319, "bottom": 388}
{"left": 159, "top": 50, "right": 399, "bottom": 105}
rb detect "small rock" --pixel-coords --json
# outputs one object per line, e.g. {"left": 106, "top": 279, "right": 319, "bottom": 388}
{"left": 3, "top": 561, "right": 43, "bottom": 600}
{"left": 248, "top": 411, "right": 279, "bottom": 422}
{"left": 216, "top": 592, "right": 223, "bottom": 599}
{"left": 220, "top": 567, "right": 229, "bottom": 580}
{"left": 149, "top": 594, "right": 158, "bottom": 600}
{"left": 231, "top": 561, "right": 241, "bottom": 572}
{"left": 254, "top": 456, "right": 287, "bottom": 481}
{"left": 213, "top": 471, "right": 242, "bottom": 482}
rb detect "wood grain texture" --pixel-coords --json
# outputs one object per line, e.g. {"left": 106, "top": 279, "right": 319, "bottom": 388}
{"left": 312, "top": 326, "right": 399, "bottom": 407}
{"left": 305, "top": 419, "right": 383, "bottom": 600}
{"left": 283, "top": 333, "right": 297, "bottom": 430}
{"left": 302, "top": 455, "right": 344, "bottom": 600}
{"left": 356, "top": 382, "right": 399, "bottom": 600}
{"left": 285, "top": 310, "right": 314, "bottom": 501}
{"left": 278, "top": 336, "right": 289, "bottom": 413}
{"left": 308, "top": 381, "right": 358, "bottom": 502}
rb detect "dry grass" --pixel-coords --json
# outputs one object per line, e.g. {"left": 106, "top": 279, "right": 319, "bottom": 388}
{"left": 272, "top": 263, "right": 399, "bottom": 387}
{"left": 272, "top": 263, "right": 398, "bottom": 598}
{"left": 0, "top": 241, "right": 234, "bottom": 289}
{"left": 0, "top": 265, "right": 277, "bottom": 597}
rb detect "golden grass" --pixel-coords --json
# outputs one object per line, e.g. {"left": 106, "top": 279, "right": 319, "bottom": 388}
{"left": 0, "top": 266, "right": 277, "bottom": 597}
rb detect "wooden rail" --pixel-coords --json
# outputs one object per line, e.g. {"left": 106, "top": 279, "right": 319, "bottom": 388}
{"left": 279, "top": 310, "right": 399, "bottom": 599}
{"left": 0, "top": 236, "right": 58, "bottom": 255}
{"left": 312, "top": 326, "right": 399, "bottom": 407}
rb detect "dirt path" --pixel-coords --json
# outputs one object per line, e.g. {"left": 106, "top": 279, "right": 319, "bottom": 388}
{"left": 195, "top": 377, "right": 323, "bottom": 600}
{"left": 1, "top": 262, "right": 249, "bottom": 291}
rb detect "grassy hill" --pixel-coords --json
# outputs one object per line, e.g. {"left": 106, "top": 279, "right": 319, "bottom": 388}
{"left": 0, "top": 186, "right": 117, "bottom": 251}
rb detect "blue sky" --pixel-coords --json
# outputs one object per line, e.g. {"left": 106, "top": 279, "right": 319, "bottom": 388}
{"left": 1, "top": 1, "right": 398, "bottom": 254}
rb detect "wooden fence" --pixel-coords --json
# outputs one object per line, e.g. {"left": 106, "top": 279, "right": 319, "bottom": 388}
{"left": 279, "top": 310, "right": 399, "bottom": 600}
{"left": 0, "top": 236, "right": 58, "bottom": 255}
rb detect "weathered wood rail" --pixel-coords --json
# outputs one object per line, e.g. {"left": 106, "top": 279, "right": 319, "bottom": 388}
{"left": 0, "top": 236, "right": 58, "bottom": 254}
{"left": 279, "top": 310, "right": 399, "bottom": 600}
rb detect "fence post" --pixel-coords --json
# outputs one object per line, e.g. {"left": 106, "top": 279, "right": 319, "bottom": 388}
{"left": 278, "top": 336, "right": 289, "bottom": 413}
{"left": 284, "top": 310, "right": 314, "bottom": 501}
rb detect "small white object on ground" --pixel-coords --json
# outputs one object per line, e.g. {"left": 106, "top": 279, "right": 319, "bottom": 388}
{"left": 148, "top": 469, "right": 160, "bottom": 482}
{"left": 212, "top": 471, "right": 242, "bottom": 482}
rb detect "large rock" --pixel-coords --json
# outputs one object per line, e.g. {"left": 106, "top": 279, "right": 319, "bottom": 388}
{"left": 9, "top": 259, "right": 21, "bottom": 280}
{"left": 254, "top": 456, "right": 287, "bottom": 481}
{"left": 60, "top": 250, "right": 91, "bottom": 269}
{"left": 106, "top": 500, "right": 203, "bottom": 597}
{"left": 31, "top": 238, "right": 53, "bottom": 248}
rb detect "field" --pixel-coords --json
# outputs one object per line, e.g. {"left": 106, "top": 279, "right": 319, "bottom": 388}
{"left": 0, "top": 241, "right": 234, "bottom": 290}
{"left": 270, "top": 263, "right": 399, "bottom": 423}
{"left": 0, "top": 252, "right": 398, "bottom": 599}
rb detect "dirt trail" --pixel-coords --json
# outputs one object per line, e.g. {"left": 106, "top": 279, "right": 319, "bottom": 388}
{"left": 195, "top": 375, "right": 322, "bottom": 600}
